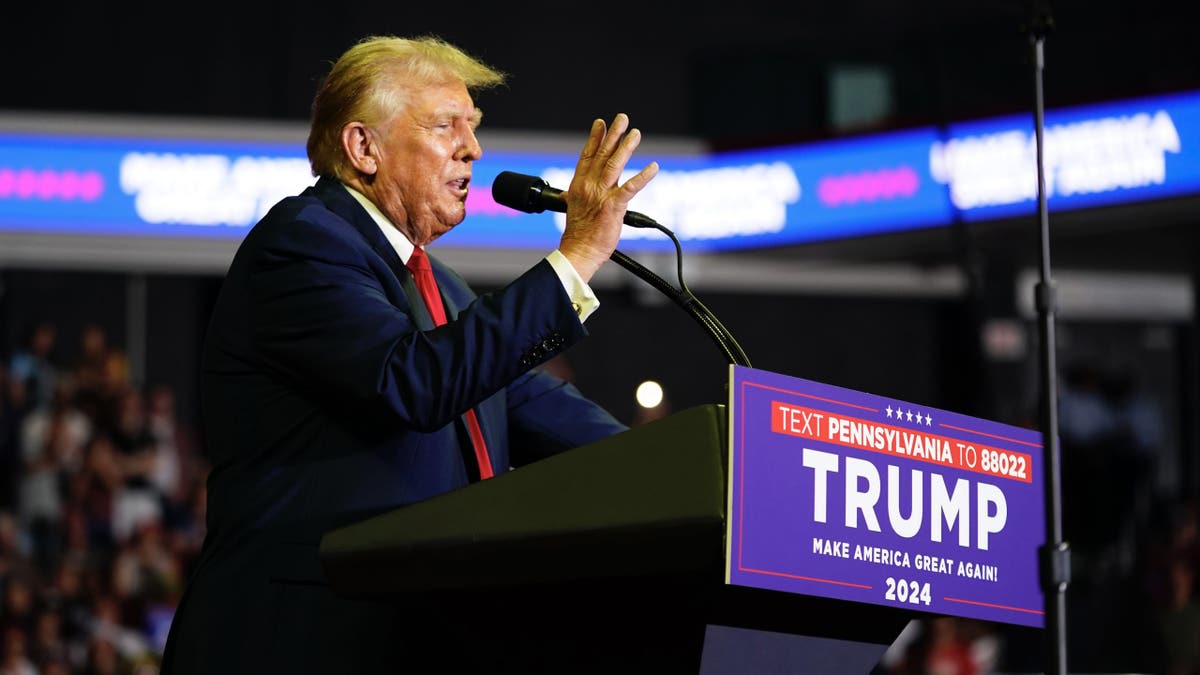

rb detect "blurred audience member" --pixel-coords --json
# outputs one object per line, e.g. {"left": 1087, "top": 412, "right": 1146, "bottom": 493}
{"left": 879, "top": 616, "right": 1000, "bottom": 675}
{"left": 27, "top": 605, "right": 69, "bottom": 668}
{"left": 80, "top": 637, "right": 130, "bottom": 675}
{"left": 85, "top": 595, "right": 149, "bottom": 668}
{"left": 0, "top": 512, "right": 36, "bottom": 596}
{"left": 9, "top": 321, "right": 60, "bottom": 412}
{"left": 102, "top": 388, "right": 162, "bottom": 546}
{"left": 72, "top": 325, "right": 129, "bottom": 426}
{"left": 41, "top": 559, "right": 92, "bottom": 665}
{"left": 1159, "top": 555, "right": 1200, "bottom": 675}
{"left": 20, "top": 380, "right": 91, "bottom": 476}
{"left": 144, "top": 384, "right": 188, "bottom": 502}
{"left": 0, "top": 367, "right": 23, "bottom": 511}
{"left": 924, "top": 616, "right": 979, "bottom": 675}
{"left": 66, "top": 436, "right": 123, "bottom": 555}
{"left": 111, "top": 524, "right": 181, "bottom": 637}
{"left": 17, "top": 391, "right": 90, "bottom": 571}
{"left": 1147, "top": 501, "right": 1200, "bottom": 606}
{"left": 164, "top": 473, "right": 207, "bottom": 581}
{"left": 40, "top": 657, "right": 72, "bottom": 675}
{"left": 1, "top": 575, "right": 37, "bottom": 638}
{"left": 0, "top": 625, "right": 37, "bottom": 675}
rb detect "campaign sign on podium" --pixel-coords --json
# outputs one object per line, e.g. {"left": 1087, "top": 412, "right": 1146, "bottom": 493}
{"left": 726, "top": 365, "right": 1045, "bottom": 628}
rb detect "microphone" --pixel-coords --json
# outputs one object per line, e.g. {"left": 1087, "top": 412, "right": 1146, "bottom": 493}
{"left": 491, "top": 171, "right": 660, "bottom": 229}
{"left": 489, "top": 169, "right": 752, "bottom": 368}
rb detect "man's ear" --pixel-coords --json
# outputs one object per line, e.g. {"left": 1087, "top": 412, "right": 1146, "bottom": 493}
{"left": 341, "top": 122, "right": 378, "bottom": 176}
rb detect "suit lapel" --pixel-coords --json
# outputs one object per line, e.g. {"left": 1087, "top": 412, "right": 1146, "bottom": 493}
{"left": 432, "top": 269, "right": 460, "bottom": 320}
{"left": 308, "top": 177, "right": 490, "bottom": 474}
{"left": 398, "top": 271, "right": 435, "bottom": 332}
{"left": 380, "top": 252, "right": 434, "bottom": 332}
{"left": 306, "top": 177, "right": 435, "bottom": 330}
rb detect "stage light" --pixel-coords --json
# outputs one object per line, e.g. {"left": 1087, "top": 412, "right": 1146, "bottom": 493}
{"left": 635, "top": 380, "right": 664, "bottom": 409}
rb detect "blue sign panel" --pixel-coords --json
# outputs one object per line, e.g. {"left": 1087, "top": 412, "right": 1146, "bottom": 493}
{"left": 727, "top": 366, "right": 1046, "bottom": 627}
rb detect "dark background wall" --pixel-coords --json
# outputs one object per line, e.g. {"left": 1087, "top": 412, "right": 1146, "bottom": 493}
{"left": 2, "top": 0, "right": 1194, "bottom": 144}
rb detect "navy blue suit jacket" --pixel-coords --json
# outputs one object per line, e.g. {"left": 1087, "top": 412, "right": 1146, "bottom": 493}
{"left": 161, "top": 176, "right": 626, "bottom": 673}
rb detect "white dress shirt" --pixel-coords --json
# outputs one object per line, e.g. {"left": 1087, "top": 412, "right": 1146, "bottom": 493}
{"left": 343, "top": 184, "right": 599, "bottom": 322}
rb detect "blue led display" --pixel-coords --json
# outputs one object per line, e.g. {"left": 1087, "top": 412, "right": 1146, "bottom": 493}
{"left": 2, "top": 89, "right": 1198, "bottom": 252}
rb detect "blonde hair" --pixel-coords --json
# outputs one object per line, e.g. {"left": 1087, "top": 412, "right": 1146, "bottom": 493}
{"left": 306, "top": 35, "right": 506, "bottom": 180}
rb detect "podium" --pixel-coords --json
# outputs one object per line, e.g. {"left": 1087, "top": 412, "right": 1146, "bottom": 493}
{"left": 319, "top": 404, "right": 913, "bottom": 673}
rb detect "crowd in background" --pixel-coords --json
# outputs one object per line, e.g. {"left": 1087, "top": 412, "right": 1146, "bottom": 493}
{"left": 1, "top": 319, "right": 1199, "bottom": 673}
{"left": 1, "top": 321, "right": 208, "bottom": 674}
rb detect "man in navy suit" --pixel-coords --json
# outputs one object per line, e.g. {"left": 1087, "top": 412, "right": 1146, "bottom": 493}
{"left": 161, "top": 34, "right": 659, "bottom": 673}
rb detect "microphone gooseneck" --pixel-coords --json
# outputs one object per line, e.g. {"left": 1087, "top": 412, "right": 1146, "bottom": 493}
{"left": 491, "top": 171, "right": 751, "bottom": 368}
{"left": 607, "top": 250, "right": 750, "bottom": 367}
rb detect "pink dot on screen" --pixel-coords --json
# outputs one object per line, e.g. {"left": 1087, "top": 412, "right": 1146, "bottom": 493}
{"left": 896, "top": 167, "right": 919, "bottom": 195}
{"left": 817, "top": 177, "right": 844, "bottom": 206}
{"left": 0, "top": 168, "right": 105, "bottom": 201}
{"left": 861, "top": 173, "right": 882, "bottom": 202}
{"left": 37, "top": 169, "right": 57, "bottom": 199}
{"left": 16, "top": 169, "right": 37, "bottom": 199}
{"left": 80, "top": 171, "right": 104, "bottom": 201}
{"left": 817, "top": 166, "right": 922, "bottom": 207}
{"left": 58, "top": 170, "right": 80, "bottom": 200}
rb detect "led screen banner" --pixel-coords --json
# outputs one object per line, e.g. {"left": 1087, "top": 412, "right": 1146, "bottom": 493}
{"left": 726, "top": 365, "right": 1046, "bottom": 628}
{"left": 2, "top": 88, "right": 1198, "bottom": 253}
{"left": 933, "top": 89, "right": 1200, "bottom": 223}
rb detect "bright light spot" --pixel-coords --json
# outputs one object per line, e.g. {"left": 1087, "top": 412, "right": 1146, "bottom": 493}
{"left": 636, "top": 380, "right": 664, "bottom": 409}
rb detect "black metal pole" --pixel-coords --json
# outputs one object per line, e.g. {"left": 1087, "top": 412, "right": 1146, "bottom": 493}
{"left": 1027, "top": 4, "right": 1070, "bottom": 674}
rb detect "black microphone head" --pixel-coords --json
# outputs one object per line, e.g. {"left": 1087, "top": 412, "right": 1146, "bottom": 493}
{"left": 492, "top": 171, "right": 551, "bottom": 214}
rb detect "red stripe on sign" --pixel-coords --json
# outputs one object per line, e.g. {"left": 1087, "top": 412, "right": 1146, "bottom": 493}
{"left": 739, "top": 566, "right": 873, "bottom": 589}
{"left": 771, "top": 402, "right": 1034, "bottom": 483}
{"left": 943, "top": 596, "right": 1044, "bottom": 615}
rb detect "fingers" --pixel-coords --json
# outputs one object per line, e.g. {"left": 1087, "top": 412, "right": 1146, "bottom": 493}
{"left": 595, "top": 114, "right": 631, "bottom": 181}
{"left": 575, "top": 118, "right": 605, "bottom": 167}
{"left": 574, "top": 113, "right": 635, "bottom": 186}
{"left": 558, "top": 113, "right": 659, "bottom": 282}
{"left": 618, "top": 160, "right": 660, "bottom": 201}
{"left": 567, "top": 112, "right": 661, "bottom": 213}
{"left": 572, "top": 113, "right": 652, "bottom": 197}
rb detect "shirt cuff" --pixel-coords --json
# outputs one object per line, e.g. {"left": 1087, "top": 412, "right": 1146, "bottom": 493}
{"left": 546, "top": 249, "right": 599, "bottom": 323}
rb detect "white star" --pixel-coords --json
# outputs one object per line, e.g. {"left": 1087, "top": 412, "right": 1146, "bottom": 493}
{"left": 925, "top": 414, "right": 932, "bottom": 426}
{"left": 905, "top": 409, "right": 914, "bottom": 422}
{"left": 886, "top": 405, "right": 894, "bottom": 418}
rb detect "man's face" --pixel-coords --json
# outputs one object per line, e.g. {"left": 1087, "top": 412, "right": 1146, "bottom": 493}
{"left": 370, "top": 80, "right": 483, "bottom": 246}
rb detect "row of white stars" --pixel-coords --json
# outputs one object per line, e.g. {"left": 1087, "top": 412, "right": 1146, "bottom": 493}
{"left": 885, "top": 405, "right": 932, "bottom": 426}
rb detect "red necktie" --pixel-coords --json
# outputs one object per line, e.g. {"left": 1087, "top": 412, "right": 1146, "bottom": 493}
{"left": 406, "top": 247, "right": 494, "bottom": 480}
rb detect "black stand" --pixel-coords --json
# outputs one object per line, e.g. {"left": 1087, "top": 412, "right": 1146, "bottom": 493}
{"left": 1026, "top": 3, "right": 1070, "bottom": 674}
